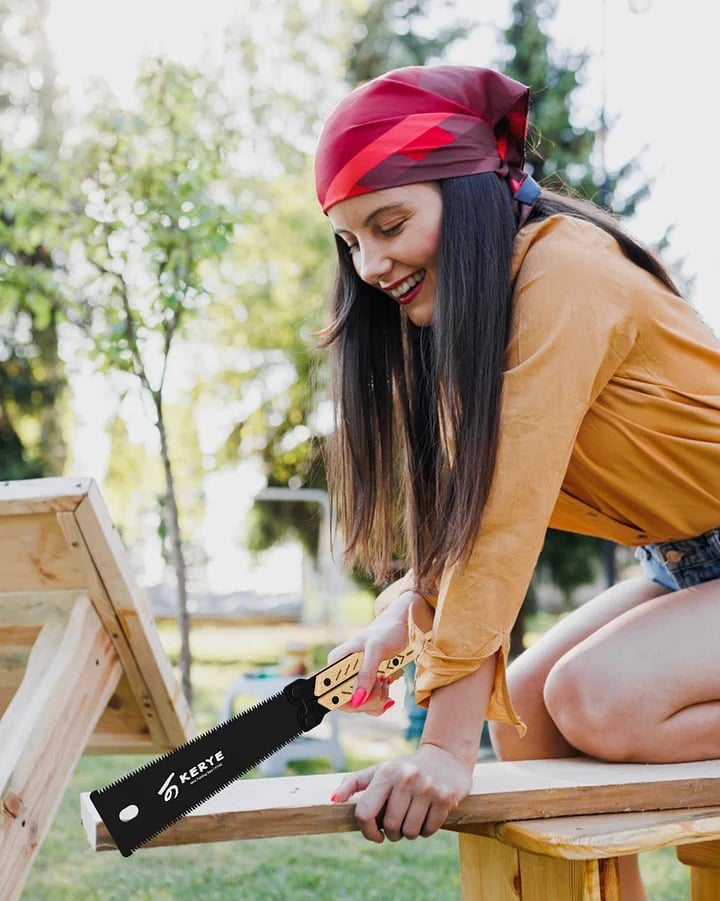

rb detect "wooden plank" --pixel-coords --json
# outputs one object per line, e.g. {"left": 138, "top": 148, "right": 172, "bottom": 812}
{"left": 677, "top": 842, "right": 720, "bottom": 901}
{"left": 0, "top": 477, "right": 192, "bottom": 753}
{"left": 677, "top": 838, "right": 720, "bottom": 868}
{"left": 66, "top": 484, "right": 194, "bottom": 747}
{"left": 1, "top": 615, "right": 76, "bottom": 787}
{"left": 0, "top": 625, "right": 39, "bottom": 647}
{"left": 458, "top": 833, "right": 520, "bottom": 900}
{"left": 599, "top": 859, "right": 621, "bottom": 901}
{"left": 0, "top": 513, "right": 86, "bottom": 591}
{"left": 80, "top": 756, "right": 720, "bottom": 853}
{"left": 497, "top": 807, "right": 720, "bottom": 860}
{"left": 517, "top": 851, "right": 600, "bottom": 901}
{"left": 0, "top": 590, "right": 84, "bottom": 626}
{"left": 689, "top": 868, "right": 720, "bottom": 901}
{"left": 0, "top": 646, "right": 32, "bottom": 687}
{"left": 0, "top": 632, "right": 35, "bottom": 715}
{"left": 0, "top": 477, "right": 90, "bottom": 515}
{"left": 1, "top": 594, "right": 121, "bottom": 901}
{"left": 57, "top": 504, "right": 193, "bottom": 750}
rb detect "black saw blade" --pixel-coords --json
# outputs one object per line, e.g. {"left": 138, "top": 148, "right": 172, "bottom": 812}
{"left": 90, "top": 690, "right": 305, "bottom": 856}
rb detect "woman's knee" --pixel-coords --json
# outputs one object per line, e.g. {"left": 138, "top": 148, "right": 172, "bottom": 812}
{"left": 543, "top": 654, "right": 641, "bottom": 761}
{"left": 489, "top": 657, "right": 551, "bottom": 760}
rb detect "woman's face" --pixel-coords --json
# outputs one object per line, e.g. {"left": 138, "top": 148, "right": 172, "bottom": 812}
{"left": 328, "top": 182, "right": 443, "bottom": 327}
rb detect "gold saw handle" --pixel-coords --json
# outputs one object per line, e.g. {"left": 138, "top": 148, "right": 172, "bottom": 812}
{"left": 313, "top": 644, "right": 416, "bottom": 712}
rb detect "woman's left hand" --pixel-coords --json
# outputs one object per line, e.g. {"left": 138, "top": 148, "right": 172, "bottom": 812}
{"left": 330, "top": 743, "right": 473, "bottom": 843}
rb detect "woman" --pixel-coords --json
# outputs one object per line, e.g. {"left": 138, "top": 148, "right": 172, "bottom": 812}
{"left": 315, "top": 65, "right": 720, "bottom": 899}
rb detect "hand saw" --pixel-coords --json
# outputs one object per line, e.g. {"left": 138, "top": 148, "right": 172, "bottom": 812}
{"left": 89, "top": 644, "right": 416, "bottom": 856}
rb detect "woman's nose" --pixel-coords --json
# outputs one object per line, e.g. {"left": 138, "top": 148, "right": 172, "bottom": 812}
{"left": 357, "top": 243, "right": 392, "bottom": 285}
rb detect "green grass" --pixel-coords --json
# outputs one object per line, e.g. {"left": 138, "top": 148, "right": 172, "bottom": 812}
{"left": 21, "top": 621, "right": 693, "bottom": 900}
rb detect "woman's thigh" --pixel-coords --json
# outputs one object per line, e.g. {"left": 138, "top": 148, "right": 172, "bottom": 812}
{"left": 544, "top": 576, "right": 720, "bottom": 762}
{"left": 491, "top": 577, "right": 670, "bottom": 759}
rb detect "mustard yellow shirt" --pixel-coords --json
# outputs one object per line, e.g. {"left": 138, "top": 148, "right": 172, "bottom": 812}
{"left": 377, "top": 214, "right": 720, "bottom": 730}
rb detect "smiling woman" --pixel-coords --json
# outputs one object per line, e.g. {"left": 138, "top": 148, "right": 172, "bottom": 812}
{"left": 328, "top": 183, "right": 443, "bottom": 327}
{"left": 310, "top": 64, "right": 720, "bottom": 901}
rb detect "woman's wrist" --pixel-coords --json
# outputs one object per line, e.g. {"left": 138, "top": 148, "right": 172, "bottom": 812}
{"left": 418, "top": 654, "right": 497, "bottom": 770}
{"left": 416, "top": 740, "right": 476, "bottom": 777}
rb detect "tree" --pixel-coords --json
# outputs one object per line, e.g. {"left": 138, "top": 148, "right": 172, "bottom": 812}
{"left": 347, "top": 0, "right": 470, "bottom": 84}
{"left": 189, "top": 2, "right": 349, "bottom": 567}
{"left": 501, "top": 0, "right": 648, "bottom": 216}
{"left": 71, "top": 59, "right": 238, "bottom": 706}
{"left": 0, "top": 0, "right": 70, "bottom": 479}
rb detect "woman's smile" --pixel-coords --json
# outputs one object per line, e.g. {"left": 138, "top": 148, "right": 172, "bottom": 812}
{"left": 328, "top": 183, "right": 442, "bottom": 326}
{"left": 385, "top": 269, "right": 427, "bottom": 304}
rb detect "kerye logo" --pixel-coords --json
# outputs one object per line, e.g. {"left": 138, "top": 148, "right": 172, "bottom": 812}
{"left": 157, "top": 750, "right": 225, "bottom": 801}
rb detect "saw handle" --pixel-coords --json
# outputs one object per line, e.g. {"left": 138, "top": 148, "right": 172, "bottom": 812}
{"left": 312, "top": 644, "right": 416, "bottom": 712}
{"left": 312, "top": 644, "right": 415, "bottom": 695}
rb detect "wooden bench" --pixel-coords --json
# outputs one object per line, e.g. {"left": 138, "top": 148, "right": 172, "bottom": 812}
{"left": 81, "top": 756, "right": 720, "bottom": 899}
{"left": 0, "top": 477, "right": 194, "bottom": 901}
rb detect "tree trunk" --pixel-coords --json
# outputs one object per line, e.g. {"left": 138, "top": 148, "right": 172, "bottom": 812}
{"left": 155, "top": 394, "right": 193, "bottom": 707}
{"left": 33, "top": 309, "right": 67, "bottom": 475}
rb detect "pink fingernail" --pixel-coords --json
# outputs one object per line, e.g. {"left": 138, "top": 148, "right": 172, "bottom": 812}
{"left": 330, "top": 790, "right": 339, "bottom": 802}
{"left": 382, "top": 700, "right": 395, "bottom": 712}
{"left": 351, "top": 687, "right": 368, "bottom": 708}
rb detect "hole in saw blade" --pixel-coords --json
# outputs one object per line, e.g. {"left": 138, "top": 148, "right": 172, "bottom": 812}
{"left": 119, "top": 804, "right": 140, "bottom": 822}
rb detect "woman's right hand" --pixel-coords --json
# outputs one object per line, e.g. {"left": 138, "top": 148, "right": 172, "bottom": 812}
{"left": 327, "top": 590, "right": 431, "bottom": 715}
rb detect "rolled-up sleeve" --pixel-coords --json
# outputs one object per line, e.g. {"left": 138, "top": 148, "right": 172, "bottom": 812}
{"left": 412, "top": 217, "right": 638, "bottom": 729}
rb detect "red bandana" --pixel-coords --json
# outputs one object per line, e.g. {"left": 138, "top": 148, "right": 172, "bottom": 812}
{"left": 315, "top": 66, "right": 533, "bottom": 213}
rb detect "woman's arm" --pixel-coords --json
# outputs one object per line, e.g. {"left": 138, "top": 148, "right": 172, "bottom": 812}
{"left": 331, "top": 648, "right": 496, "bottom": 842}
{"left": 420, "top": 650, "right": 496, "bottom": 769}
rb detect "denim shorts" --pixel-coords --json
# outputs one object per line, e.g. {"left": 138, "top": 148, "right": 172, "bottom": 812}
{"left": 634, "top": 526, "right": 720, "bottom": 591}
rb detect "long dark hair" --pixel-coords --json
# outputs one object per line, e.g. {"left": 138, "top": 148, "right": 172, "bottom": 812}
{"left": 319, "top": 173, "right": 681, "bottom": 590}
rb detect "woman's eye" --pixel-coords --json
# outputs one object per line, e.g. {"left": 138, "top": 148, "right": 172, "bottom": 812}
{"left": 380, "top": 222, "right": 403, "bottom": 238}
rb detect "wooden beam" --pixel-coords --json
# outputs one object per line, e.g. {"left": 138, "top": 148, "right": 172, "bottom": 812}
{"left": 58, "top": 484, "right": 193, "bottom": 748}
{"left": 0, "top": 646, "right": 32, "bottom": 687}
{"left": 0, "top": 590, "right": 84, "bottom": 626}
{"left": 458, "top": 833, "right": 520, "bottom": 901}
{"left": 515, "top": 851, "right": 602, "bottom": 901}
{"left": 0, "top": 513, "right": 86, "bottom": 592}
{"left": 0, "top": 477, "right": 193, "bottom": 754}
{"left": 0, "top": 625, "right": 39, "bottom": 647}
{"left": 80, "top": 756, "right": 720, "bottom": 853}
{"left": 678, "top": 838, "right": 720, "bottom": 868}
{"left": 493, "top": 807, "right": 720, "bottom": 860}
{"left": 0, "top": 477, "right": 90, "bottom": 515}
{"left": 1, "top": 593, "right": 121, "bottom": 901}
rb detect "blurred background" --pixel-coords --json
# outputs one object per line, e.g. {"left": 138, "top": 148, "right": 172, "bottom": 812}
{"left": 2, "top": 0, "right": 718, "bottom": 708}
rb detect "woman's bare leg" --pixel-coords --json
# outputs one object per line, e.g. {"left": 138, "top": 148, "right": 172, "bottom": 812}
{"left": 542, "top": 577, "right": 720, "bottom": 762}
{"left": 489, "top": 577, "right": 671, "bottom": 901}
{"left": 490, "top": 577, "right": 670, "bottom": 760}
{"left": 541, "top": 576, "right": 720, "bottom": 901}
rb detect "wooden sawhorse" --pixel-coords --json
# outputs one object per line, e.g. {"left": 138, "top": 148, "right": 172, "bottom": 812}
{"left": 82, "top": 756, "right": 720, "bottom": 899}
{"left": 456, "top": 806, "right": 720, "bottom": 899}
{"left": 0, "top": 477, "right": 194, "bottom": 901}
